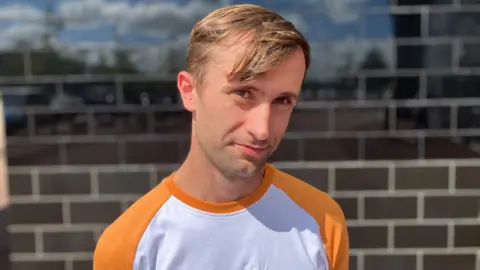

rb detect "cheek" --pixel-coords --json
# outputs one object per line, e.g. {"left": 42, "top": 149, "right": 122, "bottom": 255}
{"left": 200, "top": 102, "right": 242, "bottom": 137}
{"left": 271, "top": 111, "right": 292, "bottom": 139}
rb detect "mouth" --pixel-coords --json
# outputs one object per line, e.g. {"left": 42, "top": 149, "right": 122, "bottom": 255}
{"left": 235, "top": 144, "right": 269, "bottom": 157}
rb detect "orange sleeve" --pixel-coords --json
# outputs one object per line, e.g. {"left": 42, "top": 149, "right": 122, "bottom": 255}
{"left": 272, "top": 168, "right": 350, "bottom": 270}
{"left": 93, "top": 182, "right": 171, "bottom": 270}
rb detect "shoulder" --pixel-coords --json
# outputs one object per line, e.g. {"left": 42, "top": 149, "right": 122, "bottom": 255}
{"left": 269, "top": 164, "right": 350, "bottom": 269}
{"left": 269, "top": 165, "right": 346, "bottom": 226}
{"left": 93, "top": 178, "right": 172, "bottom": 270}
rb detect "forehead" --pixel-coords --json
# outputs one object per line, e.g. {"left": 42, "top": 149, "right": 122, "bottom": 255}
{"left": 205, "top": 41, "right": 306, "bottom": 92}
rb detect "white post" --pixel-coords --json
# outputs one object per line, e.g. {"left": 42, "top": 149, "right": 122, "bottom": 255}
{"left": 0, "top": 92, "right": 8, "bottom": 209}
{"left": 0, "top": 91, "right": 10, "bottom": 270}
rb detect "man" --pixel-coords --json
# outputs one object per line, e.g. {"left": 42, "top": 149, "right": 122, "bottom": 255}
{"left": 93, "top": 4, "right": 349, "bottom": 270}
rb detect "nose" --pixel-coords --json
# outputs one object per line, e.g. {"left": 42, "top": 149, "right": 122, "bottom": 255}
{"left": 246, "top": 103, "right": 270, "bottom": 142}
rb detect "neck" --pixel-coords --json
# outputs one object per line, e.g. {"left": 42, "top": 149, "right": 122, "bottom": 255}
{"left": 174, "top": 146, "right": 265, "bottom": 204}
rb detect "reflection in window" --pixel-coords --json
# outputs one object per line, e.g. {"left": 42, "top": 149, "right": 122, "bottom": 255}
{"left": 429, "top": 11, "right": 480, "bottom": 37}
{"left": 365, "top": 76, "right": 394, "bottom": 100}
{"left": 91, "top": 111, "right": 152, "bottom": 135}
{"left": 0, "top": 51, "right": 25, "bottom": 76}
{"left": 423, "top": 43, "right": 453, "bottom": 70}
{"left": 1, "top": 83, "right": 55, "bottom": 106}
{"left": 300, "top": 76, "right": 359, "bottom": 101}
{"left": 360, "top": 41, "right": 394, "bottom": 71}
{"left": 362, "top": 0, "right": 391, "bottom": 8}
{"left": 63, "top": 81, "right": 117, "bottom": 105}
{"left": 392, "top": 14, "right": 421, "bottom": 38}
{"left": 302, "top": 12, "right": 363, "bottom": 41}
{"left": 397, "top": 0, "right": 453, "bottom": 5}
{"left": 123, "top": 80, "right": 178, "bottom": 106}
{"left": 363, "top": 13, "right": 394, "bottom": 39}
{"left": 458, "top": 41, "right": 480, "bottom": 68}
{"left": 84, "top": 48, "right": 138, "bottom": 75}
{"left": 427, "top": 75, "right": 480, "bottom": 98}
{"left": 458, "top": 106, "right": 480, "bottom": 130}
{"left": 30, "top": 48, "right": 85, "bottom": 75}
{"left": 2, "top": 83, "right": 56, "bottom": 136}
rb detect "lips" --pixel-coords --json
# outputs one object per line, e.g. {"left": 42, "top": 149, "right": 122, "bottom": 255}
{"left": 235, "top": 144, "right": 268, "bottom": 157}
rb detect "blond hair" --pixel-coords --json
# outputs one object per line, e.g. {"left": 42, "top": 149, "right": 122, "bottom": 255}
{"left": 186, "top": 4, "right": 310, "bottom": 87}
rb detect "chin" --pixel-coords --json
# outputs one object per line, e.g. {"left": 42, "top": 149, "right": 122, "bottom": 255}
{"left": 229, "top": 159, "right": 266, "bottom": 179}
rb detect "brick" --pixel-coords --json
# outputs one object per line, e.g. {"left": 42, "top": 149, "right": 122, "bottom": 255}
{"left": 365, "top": 76, "right": 395, "bottom": 95}
{"left": 424, "top": 254, "right": 476, "bottom": 270}
{"left": 177, "top": 141, "right": 190, "bottom": 161}
{"left": 397, "top": 44, "right": 452, "bottom": 69}
{"left": 39, "top": 173, "right": 91, "bottom": 195}
{"left": 454, "top": 225, "right": 480, "bottom": 247}
{"left": 395, "top": 167, "right": 449, "bottom": 189}
{"left": 157, "top": 170, "right": 174, "bottom": 182}
{"left": 456, "top": 166, "right": 480, "bottom": 189}
{"left": 348, "top": 226, "right": 388, "bottom": 249}
{"left": 282, "top": 169, "right": 328, "bottom": 191}
{"left": 424, "top": 196, "right": 480, "bottom": 218}
{"left": 98, "top": 172, "right": 151, "bottom": 194}
{"left": 8, "top": 174, "right": 32, "bottom": 195}
{"left": 334, "top": 107, "right": 384, "bottom": 131}
{"left": 335, "top": 168, "right": 388, "bottom": 191}
{"left": 304, "top": 138, "right": 359, "bottom": 161}
{"left": 395, "top": 225, "right": 448, "bottom": 248}
{"left": 364, "top": 138, "right": 418, "bottom": 160}
{"left": 458, "top": 41, "right": 480, "bottom": 68}
{"left": 364, "top": 255, "right": 416, "bottom": 270}
{"left": 7, "top": 143, "right": 61, "bottom": 166}
{"left": 10, "top": 232, "right": 35, "bottom": 253}
{"left": 288, "top": 109, "right": 329, "bottom": 131}
{"left": 12, "top": 260, "right": 65, "bottom": 270}
{"left": 0, "top": 209, "right": 8, "bottom": 270}
{"left": 392, "top": 14, "right": 420, "bottom": 37}
{"left": 70, "top": 202, "right": 122, "bottom": 224}
{"left": 10, "top": 203, "right": 63, "bottom": 224}
{"left": 425, "top": 137, "right": 480, "bottom": 159}
{"left": 349, "top": 255, "right": 357, "bottom": 270}
{"left": 365, "top": 197, "right": 417, "bottom": 219}
{"left": 0, "top": 253, "right": 8, "bottom": 270}
{"left": 421, "top": 0, "right": 453, "bottom": 4}
{"left": 66, "top": 142, "right": 119, "bottom": 165}
{"left": 73, "top": 260, "right": 93, "bottom": 270}
{"left": 334, "top": 198, "right": 358, "bottom": 220}
{"left": 152, "top": 111, "right": 191, "bottom": 134}
{"left": 269, "top": 139, "right": 298, "bottom": 161}
{"left": 125, "top": 141, "right": 181, "bottom": 163}
{"left": 92, "top": 112, "right": 144, "bottom": 135}
{"left": 43, "top": 231, "right": 95, "bottom": 253}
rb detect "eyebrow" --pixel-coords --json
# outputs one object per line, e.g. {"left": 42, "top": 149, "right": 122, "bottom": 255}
{"left": 247, "top": 85, "right": 299, "bottom": 100}
{"left": 278, "top": 91, "right": 299, "bottom": 101}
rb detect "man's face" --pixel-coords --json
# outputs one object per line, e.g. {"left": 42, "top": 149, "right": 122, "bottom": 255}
{"left": 180, "top": 42, "right": 306, "bottom": 179}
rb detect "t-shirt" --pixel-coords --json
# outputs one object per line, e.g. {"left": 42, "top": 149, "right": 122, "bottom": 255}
{"left": 93, "top": 163, "right": 350, "bottom": 270}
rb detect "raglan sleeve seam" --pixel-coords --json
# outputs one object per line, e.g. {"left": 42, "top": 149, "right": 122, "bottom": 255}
{"left": 327, "top": 210, "right": 350, "bottom": 270}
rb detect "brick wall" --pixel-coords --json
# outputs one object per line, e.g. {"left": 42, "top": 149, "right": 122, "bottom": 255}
{"left": 1, "top": 0, "right": 480, "bottom": 269}
{"left": 6, "top": 160, "right": 480, "bottom": 270}
{"left": 5, "top": 106, "right": 480, "bottom": 168}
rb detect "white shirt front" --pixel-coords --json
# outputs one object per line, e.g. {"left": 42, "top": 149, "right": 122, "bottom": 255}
{"left": 133, "top": 186, "right": 329, "bottom": 270}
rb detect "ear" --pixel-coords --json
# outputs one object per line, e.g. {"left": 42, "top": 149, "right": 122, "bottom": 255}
{"left": 177, "top": 71, "right": 196, "bottom": 112}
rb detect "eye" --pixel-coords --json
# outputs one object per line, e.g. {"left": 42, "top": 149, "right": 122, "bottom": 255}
{"left": 273, "top": 96, "right": 292, "bottom": 105}
{"left": 233, "top": 89, "right": 252, "bottom": 99}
